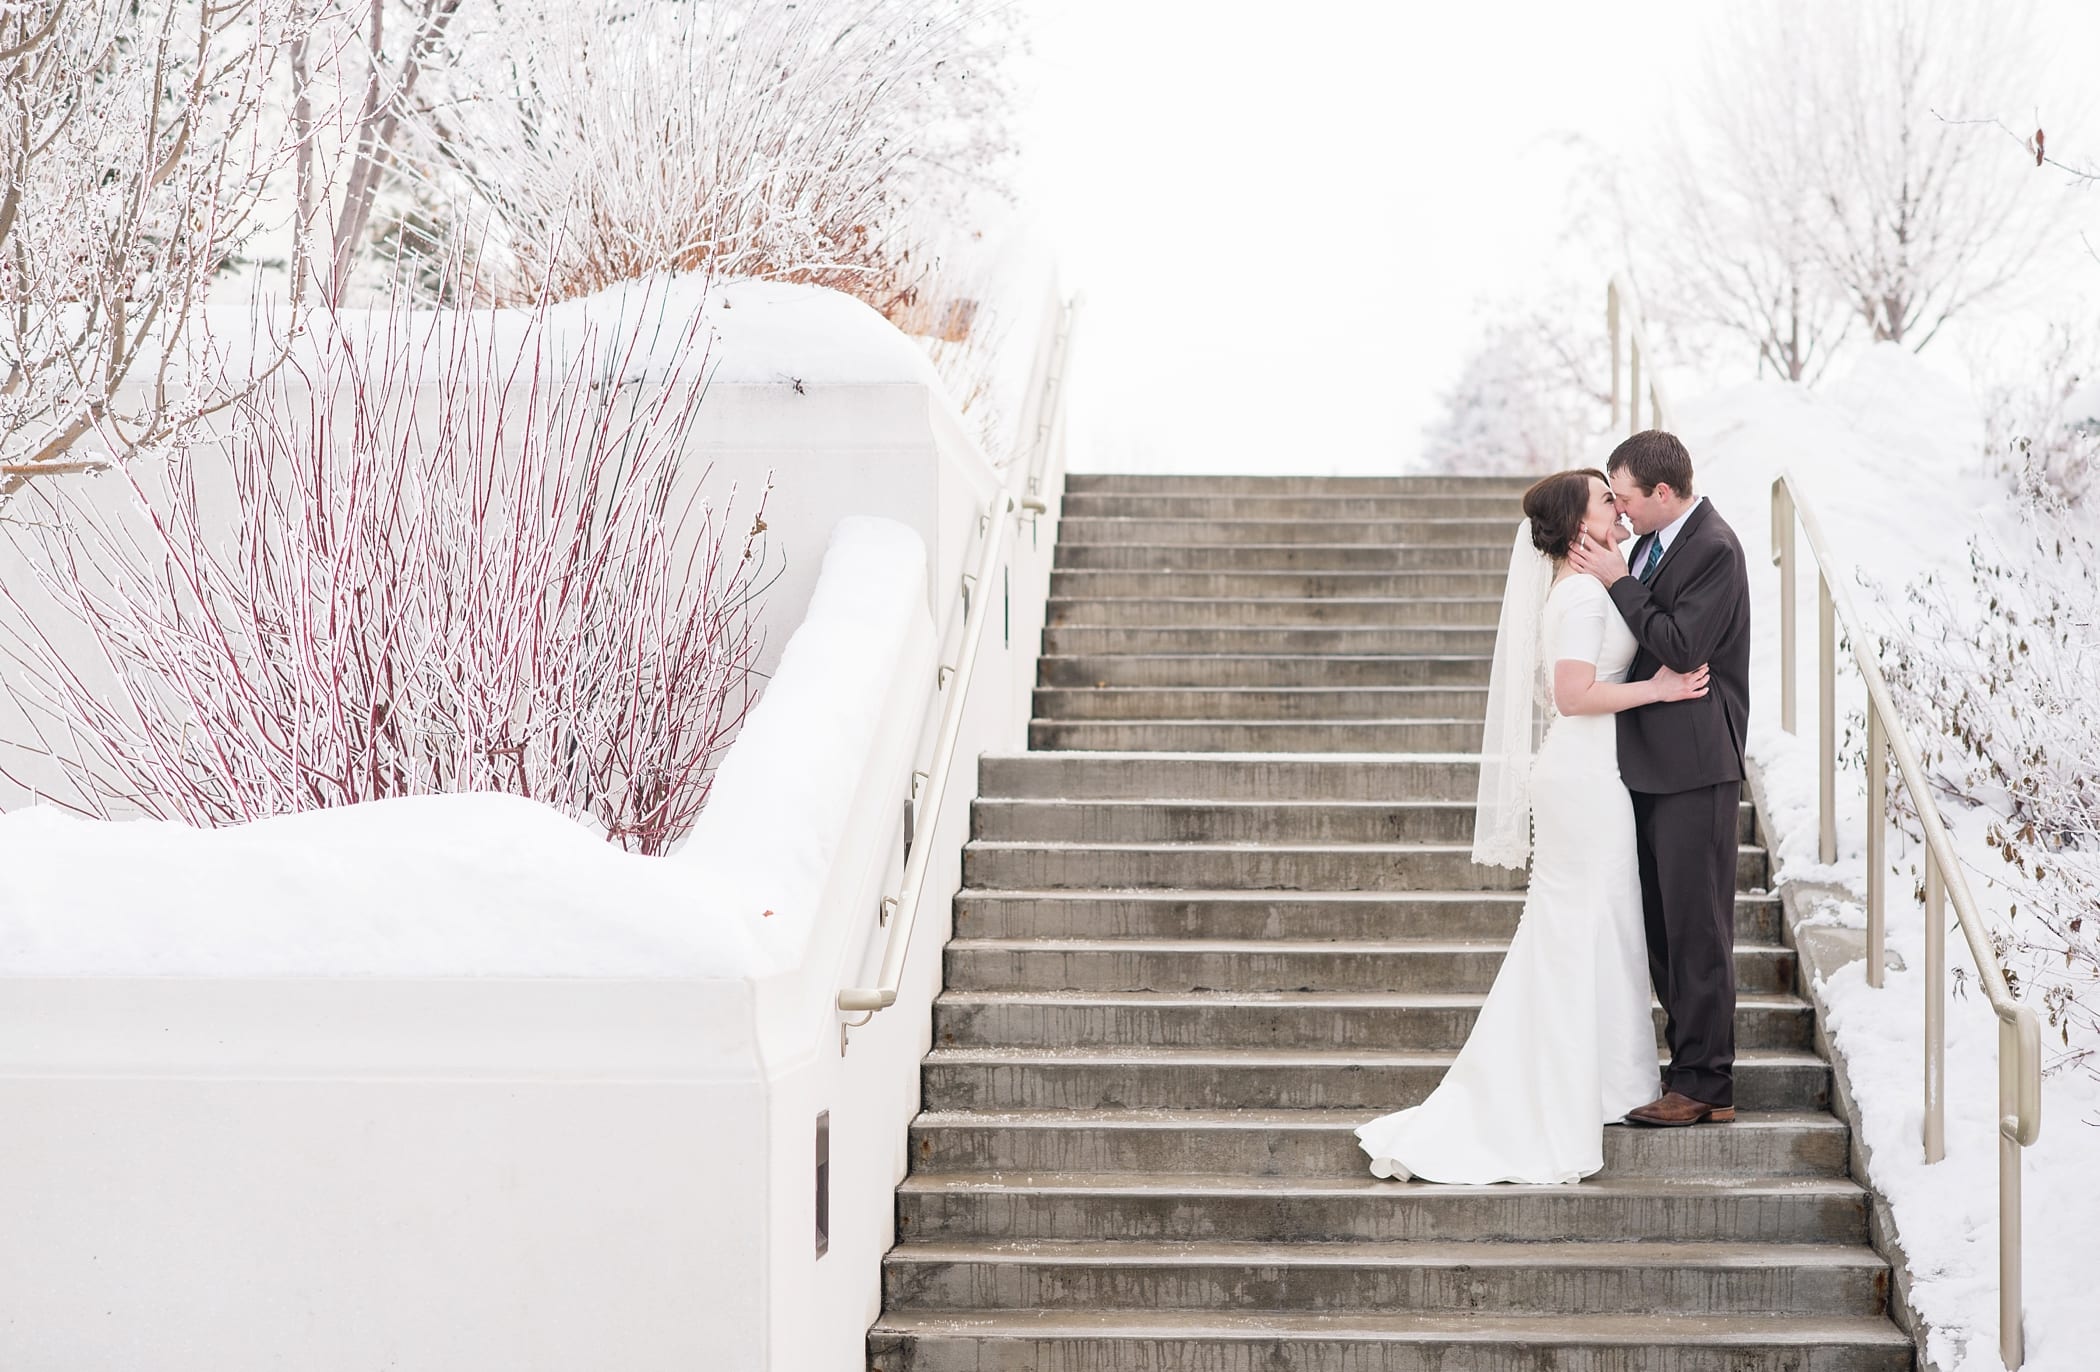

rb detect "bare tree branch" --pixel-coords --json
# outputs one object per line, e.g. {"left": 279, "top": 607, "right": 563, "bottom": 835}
{"left": 0, "top": 0, "right": 326, "bottom": 494}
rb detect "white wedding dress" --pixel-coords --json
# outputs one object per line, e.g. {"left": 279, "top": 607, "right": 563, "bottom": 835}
{"left": 1354, "top": 572, "right": 1659, "bottom": 1184}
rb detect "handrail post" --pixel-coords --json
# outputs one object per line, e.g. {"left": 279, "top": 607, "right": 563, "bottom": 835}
{"left": 1924, "top": 853, "right": 1947, "bottom": 1162}
{"left": 2000, "top": 1013, "right": 2025, "bottom": 1370}
{"left": 1818, "top": 570, "right": 1836, "bottom": 864}
{"left": 1865, "top": 710, "right": 1885, "bottom": 989}
{"left": 1608, "top": 282, "right": 1622, "bottom": 430}
{"left": 1629, "top": 344, "right": 1642, "bottom": 434}
{"left": 1770, "top": 481, "right": 1797, "bottom": 734}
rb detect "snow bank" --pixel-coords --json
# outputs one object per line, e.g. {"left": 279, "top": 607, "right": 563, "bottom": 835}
{"left": 1820, "top": 921, "right": 2100, "bottom": 1372}
{"left": 674, "top": 513, "right": 934, "bottom": 976}
{"left": 701, "top": 277, "right": 948, "bottom": 389}
{"left": 0, "top": 516, "right": 932, "bottom": 982}
{"left": 1661, "top": 344, "right": 2000, "bottom": 890}
{"left": 1663, "top": 344, "right": 2099, "bottom": 1371}
{"left": 192, "top": 274, "right": 947, "bottom": 401}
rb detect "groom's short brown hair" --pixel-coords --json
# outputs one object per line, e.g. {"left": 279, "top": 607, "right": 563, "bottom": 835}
{"left": 1607, "top": 430, "right": 1694, "bottom": 498}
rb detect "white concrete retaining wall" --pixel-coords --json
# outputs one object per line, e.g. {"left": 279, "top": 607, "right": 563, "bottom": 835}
{"left": 0, "top": 281, "right": 1071, "bottom": 1370}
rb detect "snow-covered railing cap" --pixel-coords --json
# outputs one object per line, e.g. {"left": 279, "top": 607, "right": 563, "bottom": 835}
{"left": 1771, "top": 468, "right": 2045, "bottom": 1371}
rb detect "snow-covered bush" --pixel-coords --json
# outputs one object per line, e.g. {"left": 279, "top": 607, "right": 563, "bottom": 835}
{"left": 0, "top": 285, "right": 768, "bottom": 854}
{"left": 1873, "top": 464, "right": 2100, "bottom": 1077}
{"left": 1980, "top": 321, "right": 2100, "bottom": 505}
{"left": 396, "top": 0, "right": 1018, "bottom": 313}
{"left": 0, "top": 0, "right": 323, "bottom": 490}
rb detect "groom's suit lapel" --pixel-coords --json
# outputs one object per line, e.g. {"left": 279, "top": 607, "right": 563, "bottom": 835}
{"left": 1643, "top": 500, "right": 1714, "bottom": 590}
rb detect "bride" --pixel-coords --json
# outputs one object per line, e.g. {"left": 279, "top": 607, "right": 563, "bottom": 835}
{"left": 1355, "top": 468, "right": 1711, "bottom": 1185}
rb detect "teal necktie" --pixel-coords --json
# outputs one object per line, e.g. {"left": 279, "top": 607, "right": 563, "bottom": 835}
{"left": 1638, "top": 536, "right": 1664, "bottom": 583}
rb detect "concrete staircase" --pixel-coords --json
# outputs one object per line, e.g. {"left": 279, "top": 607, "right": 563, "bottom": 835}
{"left": 868, "top": 474, "right": 1909, "bottom": 1370}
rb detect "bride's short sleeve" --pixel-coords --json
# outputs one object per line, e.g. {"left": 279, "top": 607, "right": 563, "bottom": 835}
{"left": 1552, "top": 579, "right": 1609, "bottom": 666}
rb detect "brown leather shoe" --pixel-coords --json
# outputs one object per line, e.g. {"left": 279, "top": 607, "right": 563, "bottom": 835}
{"left": 1625, "top": 1091, "right": 1736, "bottom": 1127}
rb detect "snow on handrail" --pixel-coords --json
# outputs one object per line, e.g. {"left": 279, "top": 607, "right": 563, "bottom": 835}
{"left": 836, "top": 292, "right": 1082, "bottom": 1019}
{"left": 1771, "top": 469, "right": 2043, "bottom": 1370}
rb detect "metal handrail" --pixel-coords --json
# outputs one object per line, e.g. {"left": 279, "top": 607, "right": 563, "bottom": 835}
{"left": 1772, "top": 471, "right": 2044, "bottom": 1369}
{"left": 1024, "top": 289, "right": 1082, "bottom": 502}
{"left": 837, "top": 293, "right": 1081, "bottom": 1019}
{"left": 1607, "top": 274, "right": 1671, "bottom": 435}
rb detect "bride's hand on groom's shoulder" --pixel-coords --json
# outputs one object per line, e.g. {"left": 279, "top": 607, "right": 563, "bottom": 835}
{"left": 1567, "top": 529, "right": 1630, "bottom": 587}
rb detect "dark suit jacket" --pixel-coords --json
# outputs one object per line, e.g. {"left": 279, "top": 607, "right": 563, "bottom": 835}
{"left": 1607, "top": 500, "right": 1751, "bottom": 794}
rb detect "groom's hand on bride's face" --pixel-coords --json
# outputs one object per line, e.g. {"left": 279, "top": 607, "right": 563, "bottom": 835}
{"left": 1568, "top": 528, "right": 1631, "bottom": 587}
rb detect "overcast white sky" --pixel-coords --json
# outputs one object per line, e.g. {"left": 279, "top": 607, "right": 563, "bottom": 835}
{"left": 1017, "top": 1, "right": 2100, "bottom": 476}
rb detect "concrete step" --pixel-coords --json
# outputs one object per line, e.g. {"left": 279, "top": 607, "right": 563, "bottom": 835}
{"left": 1030, "top": 687, "right": 1492, "bottom": 724}
{"left": 867, "top": 1309, "right": 1913, "bottom": 1372}
{"left": 1063, "top": 473, "right": 1540, "bottom": 495}
{"left": 930, "top": 989, "right": 1813, "bottom": 1053}
{"left": 918, "top": 1046, "right": 1827, "bottom": 1112}
{"left": 1054, "top": 542, "right": 1515, "bottom": 572}
{"left": 1049, "top": 569, "right": 1512, "bottom": 600}
{"left": 941, "top": 936, "right": 1793, "bottom": 996}
{"left": 1029, "top": 718, "right": 1487, "bottom": 753}
{"left": 892, "top": 1170, "right": 1869, "bottom": 1244}
{"left": 960, "top": 841, "right": 1773, "bottom": 893}
{"left": 1058, "top": 518, "right": 1515, "bottom": 548}
{"left": 1043, "top": 625, "right": 1501, "bottom": 656}
{"left": 973, "top": 796, "right": 1487, "bottom": 842}
{"left": 1045, "top": 595, "right": 1503, "bottom": 627}
{"left": 907, "top": 1107, "right": 1850, "bottom": 1178}
{"left": 970, "top": 797, "right": 1759, "bottom": 844}
{"left": 1058, "top": 493, "right": 1526, "bottom": 520}
{"left": 951, "top": 889, "right": 1786, "bottom": 943}
{"left": 1039, "top": 653, "right": 1494, "bottom": 689}
{"left": 880, "top": 1237, "right": 1891, "bottom": 1317}
{"left": 979, "top": 753, "right": 1491, "bottom": 802}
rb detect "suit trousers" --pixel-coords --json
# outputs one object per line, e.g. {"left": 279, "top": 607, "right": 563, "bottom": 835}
{"left": 1630, "top": 781, "right": 1740, "bottom": 1107}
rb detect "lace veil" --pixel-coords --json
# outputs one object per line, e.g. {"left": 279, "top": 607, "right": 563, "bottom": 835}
{"left": 1471, "top": 518, "right": 1554, "bottom": 870}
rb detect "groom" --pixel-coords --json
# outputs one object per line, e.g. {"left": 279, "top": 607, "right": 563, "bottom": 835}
{"left": 1569, "top": 430, "right": 1752, "bottom": 1127}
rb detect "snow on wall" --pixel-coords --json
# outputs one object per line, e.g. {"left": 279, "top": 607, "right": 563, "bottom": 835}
{"left": 0, "top": 793, "right": 755, "bottom": 978}
{"left": 198, "top": 274, "right": 946, "bottom": 391}
{"left": 674, "top": 513, "right": 934, "bottom": 976}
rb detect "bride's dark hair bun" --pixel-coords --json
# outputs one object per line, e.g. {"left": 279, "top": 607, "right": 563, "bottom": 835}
{"left": 1521, "top": 468, "right": 1607, "bottom": 559}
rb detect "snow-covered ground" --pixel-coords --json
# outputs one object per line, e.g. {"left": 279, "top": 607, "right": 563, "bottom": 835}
{"left": 1672, "top": 346, "right": 2100, "bottom": 1372}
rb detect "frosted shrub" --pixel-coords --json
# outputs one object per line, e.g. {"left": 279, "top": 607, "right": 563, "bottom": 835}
{"left": 0, "top": 287, "right": 768, "bottom": 854}
{"left": 1980, "top": 322, "right": 2100, "bottom": 506}
{"left": 1873, "top": 464, "right": 2100, "bottom": 1076}
{"left": 399, "top": 0, "right": 1018, "bottom": 313}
